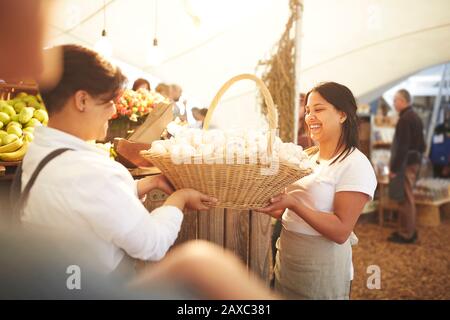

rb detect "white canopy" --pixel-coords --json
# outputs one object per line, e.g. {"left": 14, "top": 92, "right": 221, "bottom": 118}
{"left": 46, "top": 0, "right": 450, "bottom": 128}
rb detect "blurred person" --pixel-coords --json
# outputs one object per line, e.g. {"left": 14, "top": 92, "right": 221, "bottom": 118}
{"left": 190, "top": 107, "right": 208, "bottom": 128}
{"left": 387, "top": 89, "right": 425, "bottom": 244}
{"left": 132, "top": 78, "right": 151, "bottom": 91}
{"left": 0, "top": 0, "right": 62, "bottom": 88}
{"left": 12, "top": 44, "right": 217, "bottom": 274}
{"left": 258, "top": 82, "right": 377, "bottom": 299}
{"left": 0, "top": 4, "right": 278, "bottom": 301}
{"left": 170, "top": 84, "right": 185, "bottom": 121}
{"left": 155, "top": 83, "right": 171, "bottom": 98}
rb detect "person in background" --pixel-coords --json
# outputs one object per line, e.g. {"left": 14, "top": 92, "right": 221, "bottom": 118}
{"left": 169, "top": 84, "right": 186, "bottom": 121}
{"left": 155, "top": 83, "right": 171, "bottom": 98}
{"left": 190, "top": 107, "right": 208, "bottom": 128}
{"left": 297, "top": 93, "right": 315, "bottom": 149}
{"left": 387, "top": 89, "right": 425, "bottom": 244}
{"left": 132, "top": 78, "right": 151, "bottom": 91}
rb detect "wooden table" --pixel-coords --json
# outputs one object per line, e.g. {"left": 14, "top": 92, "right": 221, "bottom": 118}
{"left": 377, "top": 176, "right": 450, "bottom": 227}
{"left": 137, "top": 168, "right": 274, "bottom": 284}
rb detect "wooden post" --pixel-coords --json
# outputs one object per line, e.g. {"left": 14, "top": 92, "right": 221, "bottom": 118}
{"left": 225, "top": 209, "right": 250, "bottom": 267}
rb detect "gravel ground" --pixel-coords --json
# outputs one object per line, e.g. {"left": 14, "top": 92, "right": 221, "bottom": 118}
{"left": 351, "top": 217, "right": 450, "bottom": 300}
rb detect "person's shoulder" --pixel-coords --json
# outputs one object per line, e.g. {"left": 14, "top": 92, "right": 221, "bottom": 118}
{"left": 341, "top": 148, "right": 373, "bottom": 170}
{"left": 53, "top": 149, "right": 130, "bottom": 182}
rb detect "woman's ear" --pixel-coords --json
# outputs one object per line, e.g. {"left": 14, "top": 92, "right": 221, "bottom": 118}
{"left": 339, "top": 112, "right": 347, "bottom": 124}
{"left": 74, "top": 90, "right": 88, "bottom": 112}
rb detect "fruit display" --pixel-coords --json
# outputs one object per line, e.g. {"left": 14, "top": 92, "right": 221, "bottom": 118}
{"left": 0, "top": 92, "right": 49, "bottom": 162}
{"left": 112, "top": 88, "right": 169, "bottom": 122}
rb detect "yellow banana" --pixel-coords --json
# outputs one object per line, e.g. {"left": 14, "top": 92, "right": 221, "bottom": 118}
{"left": 0, "top": 138, "right": 23, "bottom": 153}
{"left": 0, "top": 140, "right": 29, "bottom": 161}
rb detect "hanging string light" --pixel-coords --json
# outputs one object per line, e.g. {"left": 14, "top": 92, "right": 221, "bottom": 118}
{"left": 95, "top": 0, "right": 113, "bottom": 58}
{"left": 147, "top": 0, "right": 164, "bottom": 66}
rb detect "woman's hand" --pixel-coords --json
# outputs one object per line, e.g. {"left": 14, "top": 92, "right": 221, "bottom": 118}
{"left": 164, "top": 188, "right": 218, "bottom": 211}
{"left": 137, "top": 175, "right": 175, "bottom": 198}
{"left": 256, "top": 192, "right": 296, "bottom": 219}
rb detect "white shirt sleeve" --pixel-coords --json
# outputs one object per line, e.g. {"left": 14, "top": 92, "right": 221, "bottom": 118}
{"left": 335, "top": 153, "right": 377, "bottom": 200}
{"left": 69, "top": 162, "right": 183, "bottom": 261}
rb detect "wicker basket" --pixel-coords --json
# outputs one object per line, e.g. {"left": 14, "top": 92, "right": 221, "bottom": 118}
{"left": 141, "top": 74, "right": 312, "bottom": 209}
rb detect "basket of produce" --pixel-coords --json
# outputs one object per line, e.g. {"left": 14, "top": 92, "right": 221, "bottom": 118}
{"left": 0, "top": 85, "right": 49, "bottom": 162}
{"left": 141, "top": 74, "right": 313, "bottom": 209}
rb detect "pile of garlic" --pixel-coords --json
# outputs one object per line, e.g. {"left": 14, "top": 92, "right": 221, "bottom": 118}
{"left": 149, "top": 128, "right": 312, "bottom": 170}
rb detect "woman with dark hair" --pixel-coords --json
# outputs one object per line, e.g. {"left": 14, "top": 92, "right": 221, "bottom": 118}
{"left": 17, "top": 44, "right": 216, "bottom": 274}
{"left": 259, "top": 82, "right": 377, "bottom": 299}
{"left": 132, "top": 78, "right": 151, "bottom": 91}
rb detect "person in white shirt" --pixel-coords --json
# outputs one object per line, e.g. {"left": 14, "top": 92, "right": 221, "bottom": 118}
{"left": 258, "top": 82, "right": 377, "bottom": 299}
{"left": 18, "top": 44, "right": 217, "bottom": 273}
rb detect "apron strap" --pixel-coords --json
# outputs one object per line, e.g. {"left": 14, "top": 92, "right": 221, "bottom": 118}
{"left": 10, "top": 148, "right": 73, "bottom": 221}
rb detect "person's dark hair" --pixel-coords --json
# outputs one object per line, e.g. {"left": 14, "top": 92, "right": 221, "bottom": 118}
{"left": 40, "top": 44, "right": 127, "bottom": 115}
{"left": 132, "top": 78, "right": 150, "bottom": 91}
{"left": 396, "top": 89, "right": 411, "bottom": 104}
{"left": 305, "top": 82, "right": 359, "bottom": 165}
{"left": 199, "top": 108, "right": 208, "bottom": 117}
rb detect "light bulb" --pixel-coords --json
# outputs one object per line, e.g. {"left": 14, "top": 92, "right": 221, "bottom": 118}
{"left": 147, "top": 38, "right": 164, "bottom": 66}
{"left": 95, "top": 30, "right": 113, "bottom": 58}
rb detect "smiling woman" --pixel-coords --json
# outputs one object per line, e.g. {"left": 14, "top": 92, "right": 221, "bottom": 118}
{"left": 258, "top": 82, "right": 377, "bottom": 300}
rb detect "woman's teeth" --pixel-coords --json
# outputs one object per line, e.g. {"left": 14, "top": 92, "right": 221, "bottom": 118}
{"left": 310, "top": 124, "right": 321, "bottom": 129}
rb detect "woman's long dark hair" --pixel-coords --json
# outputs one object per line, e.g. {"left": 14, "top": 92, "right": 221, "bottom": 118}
{"left": 305, "top": 82, "right": 359, "bottom": 165}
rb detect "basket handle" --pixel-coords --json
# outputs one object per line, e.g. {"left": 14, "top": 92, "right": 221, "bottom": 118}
{"left": 203, "top": 74, "right": 278, "bottom": 156}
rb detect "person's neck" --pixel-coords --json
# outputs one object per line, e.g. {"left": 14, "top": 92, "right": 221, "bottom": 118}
{"left": 48, "top": 112, "right": 90, "bottom": 141}
{"left": 318, "top": 137, "right": 344, "bottom": 161}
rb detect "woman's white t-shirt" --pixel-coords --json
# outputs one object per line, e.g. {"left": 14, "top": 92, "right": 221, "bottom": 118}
{"left": 281, "top": 148, "right": 377, "bottom": 279}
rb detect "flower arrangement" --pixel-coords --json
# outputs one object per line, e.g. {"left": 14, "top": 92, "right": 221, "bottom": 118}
{"left": 112, "top": 88, "right": 169, "bottom": 122}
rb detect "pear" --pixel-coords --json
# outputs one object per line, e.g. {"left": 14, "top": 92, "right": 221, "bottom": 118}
{"left": 0, "top": 112, "right": 10, "bottom": 124}
{"left": 19, "top": 107, "right": 34, "bottom": 124}
{"left": 0, "top": 130, "right": 8, "bottom": 139}
{"left": 7, "top": 125, "right": 22, "bottom": 137}
{"left": 13, "top": 101, "right": 26, "bottom": 113}
{"left": 25, "top": 118, "right": 42, "bottom": 128}
{"left": 0, "top": 104, "right": 16, "bottom": 117}
{"left": 33, "top": 109, "right": 48, "bottom": 123}
{"left": 7, "top": 121, "right": 22, "bottom": 129}
{"left": 2, "top": 133, "right": 19, "bottom": 146}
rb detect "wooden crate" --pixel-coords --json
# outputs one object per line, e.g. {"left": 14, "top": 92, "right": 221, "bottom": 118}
{"left": 416, "top": 198, "right": 450, "bottom": 227}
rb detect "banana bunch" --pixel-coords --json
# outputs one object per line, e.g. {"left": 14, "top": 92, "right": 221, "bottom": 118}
{"left": 0, "top": 91, "right": 49, "bottom": 162}
{"left": 0, "top": 138, "right": 30, "bottom": 162}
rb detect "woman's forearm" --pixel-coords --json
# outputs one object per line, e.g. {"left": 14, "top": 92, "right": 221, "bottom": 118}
{"left": 136, "top": 176, "right": 155, "bottom": 198}
{"left": 290, "top": 202, "right": 350, "bottom": 244}
{"left": 163, "top": 191, "right": 187, "bottom": 211}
